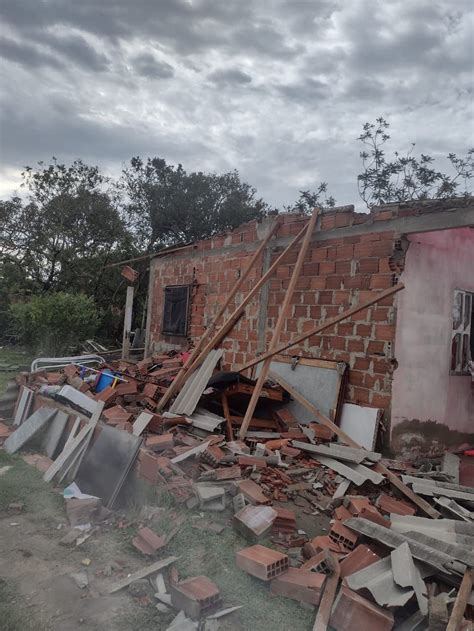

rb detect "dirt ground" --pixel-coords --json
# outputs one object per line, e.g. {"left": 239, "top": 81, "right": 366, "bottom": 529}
{"left": 0, "top": 448, "right": 330, "bottom": 631}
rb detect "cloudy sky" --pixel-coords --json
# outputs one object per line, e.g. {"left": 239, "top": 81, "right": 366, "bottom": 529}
{"left": 0, "top": 0, "right": 472, "bottom": 208}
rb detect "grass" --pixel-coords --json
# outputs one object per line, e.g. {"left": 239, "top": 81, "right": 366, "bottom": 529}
{"left": 0, "top": 578, "right": 45, "bottom": 631}
{"left": 0, "top": 347, "right": 31, "bottom": 396}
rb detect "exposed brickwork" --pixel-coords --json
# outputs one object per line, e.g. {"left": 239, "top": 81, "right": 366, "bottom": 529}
{"left": 147, "top": 199, "right": 471, "bottom": 428}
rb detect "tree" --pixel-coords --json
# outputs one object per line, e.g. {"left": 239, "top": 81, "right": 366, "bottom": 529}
{"left": 121, "top": 157, "right": 268, "bottom": 250}
{"left": 358, "top": 117, "right": 474, "bottom": 208}
{"left": 0, "top": 159, "right": 130, "bottom": 299}
{"left": 285, "top": 183, "right": 336, "bottom": 214}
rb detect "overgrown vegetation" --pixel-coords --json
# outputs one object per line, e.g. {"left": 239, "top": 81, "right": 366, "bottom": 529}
{"left": 9, "top": 292, "right": 98, "bottom": 354}
{"left": 0, "top": 117, "right": 472, "bottom": 345}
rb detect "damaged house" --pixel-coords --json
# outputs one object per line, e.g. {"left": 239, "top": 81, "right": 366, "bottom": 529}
{"left": 145, "top": 198, "right": 474, "bottom": 457}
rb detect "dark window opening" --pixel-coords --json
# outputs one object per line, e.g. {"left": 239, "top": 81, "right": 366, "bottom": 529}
{"left": 451, "top": 289, "right": 473, "bottom": 375}
{"left": 162, "top": 285, "right": 191, "bottom": 337}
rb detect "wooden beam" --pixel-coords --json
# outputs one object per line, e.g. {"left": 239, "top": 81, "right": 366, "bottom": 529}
{"left": 446, "top": 569, "right": 472, "bottom": 631}
{"left": 268, "top": 371, "right": 441, "bottom": 519}
{"left": 122, "top": 285, "right": 134, "bottom": 360}
{"left": 221, "top": 393, "right": 233, "bottom": 441}
{"left": 313, "top": 552, "right": 340, "bottom": 631}
{"left": 157, "top": 219, "right": 310, "bottom": 412}
{"left": 240, "top": 283, "right": 405, "bottom": 371}
{"left": 155, "top": 219, "right": 279, "bottom": 411}
{"left": 239, "top": 208, "right": 320, "bottom": 439}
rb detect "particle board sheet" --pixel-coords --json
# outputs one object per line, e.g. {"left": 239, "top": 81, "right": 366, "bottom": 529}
{"left": 338, "top": 403, "right": 382, "bottom": 451}
{"left": 259, "top": 355, "right": 347, "bottom": 424}
{"left": 74, "top": 424, "right": 142, "bottom": 506}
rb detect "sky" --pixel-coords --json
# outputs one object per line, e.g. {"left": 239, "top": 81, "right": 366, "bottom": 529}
{"left": 0, "top": 0, "right": 472, "bottom": 209}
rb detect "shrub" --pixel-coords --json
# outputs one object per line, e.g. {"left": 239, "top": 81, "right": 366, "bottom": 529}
{"left": 9, "top": 292, "right": 99, "bottom": 355}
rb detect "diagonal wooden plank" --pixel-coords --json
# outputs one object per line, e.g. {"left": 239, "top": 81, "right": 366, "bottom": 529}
{"left": 155, "top": 218, "right": 280, "bottom": 411}
{"left": 240, "top": 283, "right": 405, "bottom": 371}
{"left": 239, "top": 207, "right": 320, "bottom": 439}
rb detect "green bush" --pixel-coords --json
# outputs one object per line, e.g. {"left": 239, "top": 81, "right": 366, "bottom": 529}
{"left": 9, "top": 292, "right": 99, "bottom": 355}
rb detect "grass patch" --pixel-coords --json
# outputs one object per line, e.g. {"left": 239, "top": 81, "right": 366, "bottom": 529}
{"left": 0, "top": 451, "right": 63, "bottom": 522}
{"left": 149, "top": 507, "right": 314, "bottom": 631}
{"left": 0, "top": 578, "right": 45, "bottom": 631}
{"left": 0, "top": 348, "right": 31, "bottom": 396}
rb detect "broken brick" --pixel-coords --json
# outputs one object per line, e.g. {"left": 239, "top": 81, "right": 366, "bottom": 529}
{"left": 329, "top": 521, "right": 358, "bottom": 550}
{"left": 146, "top": 433, "right": 174, "bottom": 452}
{"left": 339, "top": 544, "right": 382, "bottom": 579}
{"left": 270, "top": 568, "right": 326, "bottom": 605}
{"left": 132, "top": 527, "right": 166, "bottom": 555}
{"left": 330, "top": 585, "right": 394, "bottom": 631}
{"left": 376, "top": 492, "right": 416, "bottom": 516}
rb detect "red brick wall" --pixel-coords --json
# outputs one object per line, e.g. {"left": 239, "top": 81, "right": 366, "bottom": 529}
{"left": 148, "top": 200, "right": 468, "bottom": 416}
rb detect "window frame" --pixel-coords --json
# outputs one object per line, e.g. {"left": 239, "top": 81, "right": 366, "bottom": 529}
{"left": 450, "top": 288, "right": 474, "bottom": 376}
{"left": 162, "top": 284, "right": 191, "bottom": 337}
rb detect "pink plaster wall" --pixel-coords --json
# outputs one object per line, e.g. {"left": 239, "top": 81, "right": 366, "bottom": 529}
{"left": 391, "top": 227, "right": 474, "bottom": 440}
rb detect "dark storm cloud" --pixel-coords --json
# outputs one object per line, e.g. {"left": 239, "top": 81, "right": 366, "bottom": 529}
{"left": 0, "top": 0, "right": 472, "bottom": 207}
{"left": 132, "top": 53, "right": 174, "bottom": 79}
{"left": 0, "top": 36, "right": 63, "bottom": 69}
{"left": 208, "top": 68, "right": 252, "bottom": 86}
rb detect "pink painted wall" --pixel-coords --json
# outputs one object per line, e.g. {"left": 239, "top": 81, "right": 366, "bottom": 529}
{"left": 391, "top": 227, "right": 474, "bottom": 438}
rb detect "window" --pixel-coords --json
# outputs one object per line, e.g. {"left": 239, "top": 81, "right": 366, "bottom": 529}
{"left": 451, "top": 289, "right": 474, "bottom": 374}
{"left": 162, "top": 285, "right": 191, "bottom": 336}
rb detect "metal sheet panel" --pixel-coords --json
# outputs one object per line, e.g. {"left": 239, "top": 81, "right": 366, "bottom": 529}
{"left": 259, "top": 356, "right": 346, "bottom": 423}
{"left": 74, "top": 424, "right": 142, "bottom": 505}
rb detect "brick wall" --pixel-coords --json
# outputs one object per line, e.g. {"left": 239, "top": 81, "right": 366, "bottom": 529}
{"left": 147, "top": 199, "right": 471, "bottom": 420}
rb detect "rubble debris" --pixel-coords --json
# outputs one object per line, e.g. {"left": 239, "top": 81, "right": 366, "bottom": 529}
{"left": 2, "top": 288, "right": 474, "bottom": 631}
{"left": 270, "top": 567, "right": 326, "bottom": 605}
{"left": 132, "top": 527, "right": 166, "bottom": 555}
{"left": 108, "top": 556, "right": 178, "bottom": 593}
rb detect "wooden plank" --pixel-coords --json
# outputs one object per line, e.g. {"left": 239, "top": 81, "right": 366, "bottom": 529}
{"left": 223, "top": 382, "right": 284, "bottom": 400}
{"left": 313, "top": 552, "right": 340, "bottom": 631}
{"left": 108, "top": 556, "right": 179, "bottom": 593}
{"left": 239, "top": 207, "right": 320, "bottom": 439}
{"left": 240, "top": 283, "right": 405, "bottom": 371}
{"left": 268, "top": 371, "right": 441, "bottom": 519}
{"left": 122, "top": 285, "right": 134, "bottom": 360}
{"left": 446, "top": 568, "right": 473, "bottom": 631}
{"left": 43, "top": 401, "right": 104, "bottom": 483}
{"left": 155, "top": 219, "right": 280, "bottom": 411}
{"left": 221, "top": 393, "right": 233, "bottom": 441}
{"left": 230, "top": 415, "right": 278, "bottom": 430}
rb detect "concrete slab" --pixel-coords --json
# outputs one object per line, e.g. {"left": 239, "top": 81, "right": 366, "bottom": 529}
{"left": 43, "top": 410, "right": 69, "bottom": 458}
{"left": 4, "top": 407, "right": 57, "bottom": 453}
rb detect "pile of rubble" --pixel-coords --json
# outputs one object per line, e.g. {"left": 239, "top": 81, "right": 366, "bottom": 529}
{"left": 1, "top": 349, "right": 473, "bottom": 631}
